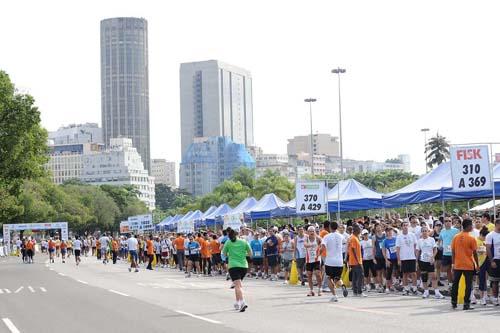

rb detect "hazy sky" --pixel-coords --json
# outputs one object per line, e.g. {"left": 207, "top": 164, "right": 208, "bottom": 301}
{"left": 2, "top": 0, "right": 500, "bottom": 175}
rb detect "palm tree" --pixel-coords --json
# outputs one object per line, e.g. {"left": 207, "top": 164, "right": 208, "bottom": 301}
{"left": 425, "top": 133, "right": 450, "bottom": 169}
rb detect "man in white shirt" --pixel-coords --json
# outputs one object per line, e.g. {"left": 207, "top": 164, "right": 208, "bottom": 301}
{"left": 127, "top": 234, "right": 139, "bottom": 272}
{"left": 409, "top": 216, "right": 422, "bottom": 239}
{"left": 73, "top": 236, "right": 82, "bottom": 266}
{"left": 396, "top": 221, "right": 418, "bottom": 295}
{"left": 321, "top": 222, "right": 349, "bottom": 302}
{"left": 99, "top": 234, "right": 110, "bottom": 264}
{"left": 486, "top": 219, "right": 500, "bottom": 305}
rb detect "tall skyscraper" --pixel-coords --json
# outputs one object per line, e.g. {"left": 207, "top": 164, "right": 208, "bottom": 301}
{"left": 100, "top": 17, "right": 151, "bottom": 172}
{"left": 179, "top": 60, "right": 254, "bottom": 158}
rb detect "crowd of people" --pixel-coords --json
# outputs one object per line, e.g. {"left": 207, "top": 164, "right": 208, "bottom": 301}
{"left": 8, "top": 211, "right": 500, "bottom": 312}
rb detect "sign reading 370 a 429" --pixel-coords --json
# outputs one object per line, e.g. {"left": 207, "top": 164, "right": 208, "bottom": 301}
{"left": 296, "top": 181, "right": 327, "bottom": 214}
{"left": 450, "top": 145, "right": 492, "bottom": 192}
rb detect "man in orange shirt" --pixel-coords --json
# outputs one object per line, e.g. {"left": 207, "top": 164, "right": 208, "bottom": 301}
{"left": 348, "top": 224, "right": 365, "bottom": 297}
{"left": 451, "top": 218, "right": 478, "bottom": 310}
{"left": 25, "top": 238, "right": 34, "bottom": 264}
{"left": 48, "top": 238, "right": 56, "bottom": 263}
{"left": 200, "top": 233, "right": 212, "bottom": 275}
{"left": 111, "top": 237, "right": 119, "bottom": 264}
{"left": 146, "top": 235, "right": 155, "bottom": 270}
{"left": 210, "top": 235, "right": 222, "bottom": 275}
{"left": 174, "top": 234, "right": 185, "bottom": 271}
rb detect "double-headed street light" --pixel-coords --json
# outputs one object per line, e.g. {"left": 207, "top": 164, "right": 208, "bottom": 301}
{"left": 304, "top": 98, "right": 317, "bottom": 176}
{"left": 331, "top": 68, "right": 346, "bottom": 222}
{"left": 421, "top": 128, "right": 430, "bottom": 173}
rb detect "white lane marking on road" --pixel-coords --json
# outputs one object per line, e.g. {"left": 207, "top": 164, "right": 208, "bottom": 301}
{"left": 77, "top": 280, "right": 88, "bottom": 285}
{"left": 0, "top": 290, "right": 3, "bottom": 294}
{"left": 3, "top": 289, "right": 11, "bottom": 294}
{"left": 2, "top": 318, "right": 20, "bottom": 333}
{"left": 108, "top": 289, "right": 129, "bottom": 297}
{"left": 329, "top": 303, "right": 397, "bottom": 315}
{"left": 14, "top": 287, "right": 23, "bottom": 294}
{"left": 58, "top": 273, "right": 65, "bottom": 276}
{"left": 49, "top": 268, "right": 54, "bottom": 271}
{"left": 28, "top": 286, "right": 35, "bottom": 293}
{"left": 40, "top": 287, "right": 47, "bottom": 292}
{"left": 175, "top": 310, "right": 221, "bottom": 324}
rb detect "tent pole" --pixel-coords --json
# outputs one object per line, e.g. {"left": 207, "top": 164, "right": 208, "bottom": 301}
{"left": 490, "top": 143, "right": 496, "bottom": 219}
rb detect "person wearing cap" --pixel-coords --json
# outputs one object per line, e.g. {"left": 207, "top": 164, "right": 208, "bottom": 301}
{"left": 361, "top": 229, "right": 375, "bottom": 291}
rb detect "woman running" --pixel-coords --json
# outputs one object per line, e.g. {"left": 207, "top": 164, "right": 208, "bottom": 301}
{"left": 222, "top": 228, "right": 252, "bottom": 312}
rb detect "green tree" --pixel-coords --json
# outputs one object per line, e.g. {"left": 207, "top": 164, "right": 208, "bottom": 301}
{"left": 426, "top": 133, "right": 450, "bottom": 169}
{"left": 253, "top": 169, "right": 294, "bottom": 201}
{"left": 0, "top": 70, "right": 48, "bottom": 221}
{"left": 232, "top": 167, "right": 256, "bottom": 189}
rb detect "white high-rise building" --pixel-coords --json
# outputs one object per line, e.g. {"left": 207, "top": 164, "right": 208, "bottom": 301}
{"left": 151, "top": 159, "right": 176, "bottom": 187}
{"left": 81, "top": 138, "right": 155, "bottom": 210}
{"left": 45, "top": 143, "right": 104, "bottom": 184}
{"left": 179, "top": 60, "right": 254, "bottom": 158}
{"left": 49, "top": 123, "right": 103, "bottom": 145}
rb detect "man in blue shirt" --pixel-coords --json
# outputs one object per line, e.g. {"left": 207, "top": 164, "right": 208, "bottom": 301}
{"left": 185, "top": 234, "right": 201, "bottom": 278}
{"left": 439, "top": 217, "right": 459, "bottom": 288}
{"left": 265, "top": 228, "right": 279, "bottom": 281}
{"left": 250, "top": 233, "right": 264, "bottom": 278}
{"left": 383, "top": 228, "right": 398, "bottom": 293}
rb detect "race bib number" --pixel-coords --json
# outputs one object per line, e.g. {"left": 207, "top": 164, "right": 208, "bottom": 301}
{"left": 254, "top": 251, "right": 261, "bottom": 257}
{"left": 422, "top": 252, "right": 431, "bottom": 261}
{"left": 308, "top": 249, "right": 317, "bottom": 261}
{"left": 445, "top": 245, "right": 452, "bottom": 253}
{"left": 389, "top": 246, "right": 396, "bottom": 254}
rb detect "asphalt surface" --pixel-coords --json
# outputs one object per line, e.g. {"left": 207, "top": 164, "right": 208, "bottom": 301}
{"left": 0, "top": 256, "right": 238, "bottom": 333}
{"left": 1, "top": 253, "right": 500, "bottom": 332}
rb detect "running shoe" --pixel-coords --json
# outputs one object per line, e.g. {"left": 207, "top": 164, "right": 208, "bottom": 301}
{"left": 422, "top": 290, "right": 430, "bottom": 299}
{"left": 342, "top": 285, "right": 349, "bottom": 297}
{"left": 239, "top": 302, "right": 248, "bottom": 312}
{"left": 330, "top": 295, "right": 338, "bottom": 302}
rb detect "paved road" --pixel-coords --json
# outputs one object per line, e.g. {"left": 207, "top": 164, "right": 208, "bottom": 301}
{"left": 0, "top": 256, "right": 237, "bottom": 333}
{"left": 1, "top": 254, "right": 500, "bottom": 332}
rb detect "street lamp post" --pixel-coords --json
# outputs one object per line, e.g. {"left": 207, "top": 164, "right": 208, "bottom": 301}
{"left": 304, "top": 98, "right": 317, "bottom": 176}
{"left": 332, "top": 68, "right": 346, "bottom": 222}
{"left": 421, "top": 128, "right": 430, "bottom": 173}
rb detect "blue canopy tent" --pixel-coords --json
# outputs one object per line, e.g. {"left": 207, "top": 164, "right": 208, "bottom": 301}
{"left": 195, "top": 205, "right": 218, "bottom": 228}
{"left": 229, "top": 197, "right": 258, "bottom": 217}
{"left": 327, "top": 179, "right": 384, "bottom": 212}
{"left": 167, "top": 214, "right": 183, "bottom": 231}
{"left": 156, "top": 216, "right": 173, "bottom": 231}
{"left": 188, "top": 210, "right": 203, "bottom": 225}
{"left": 246, "top": 193, "right": 294, "bottom": 220}
{"left": 204, "top": 204, "right": 233, "bottom": 226}
{"left": 383, "top": 162, "right": 500, "bottom": 208}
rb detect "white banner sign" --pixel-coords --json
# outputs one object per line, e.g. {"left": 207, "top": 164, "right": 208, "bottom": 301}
{"left": 450, "top": 145, "right": 492, "bottom": 192}
{"left": 2, "top": 222, "right": 68, "bottom": 241}
{"left": 128, "top": 214, "right": 154, "bottom": 233}
{"left": 295, "top": 181, "right": 328, "bottom": 214}
{"left": 223, "top": 214, "right": 243, "bottom": 231}
{"left": 177, "top": 220, "right": 194, "bottom": 234}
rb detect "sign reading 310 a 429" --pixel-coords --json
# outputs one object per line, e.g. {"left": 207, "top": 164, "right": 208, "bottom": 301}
{"left": 296, "top": 181, "right": 327, "bottom": 214}
{"left": 450, "top": 145, "right": 492, "bottom": 192}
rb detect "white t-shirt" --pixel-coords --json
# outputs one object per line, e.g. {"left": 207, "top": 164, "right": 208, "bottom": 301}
{"left": 396, "top": 232, "right": 417, "bottom": 260}
{"left": 485, "top": 231, "right": 500, "bottom": 260}
{"left": 127, "top": 237, "right": 138, "bottom": 251}
{"left": 470, "top": 229, "right": 480, "bottom": 238}
{"left": 99, "top": 236, "right": 109, "bottom": 250}
{"left": 295, "top": 235, "right": 306, "bottom": 259}
{"left": 409, "top": 225, "right": 422, "bottom": 239}
{"left": 361, "top": 239, "right": 374, "bottom": 260}
{"left": 321, "top": 232, "right": 344, "bottom": 267}
{"left": 73, "top": 240, "right": 82, "bottom": 251}
{"left": 416, "top": 237, "right": 435, "bottom": 263}
{"left": 339, "top": 232, "right": 349, "bottom": 254}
